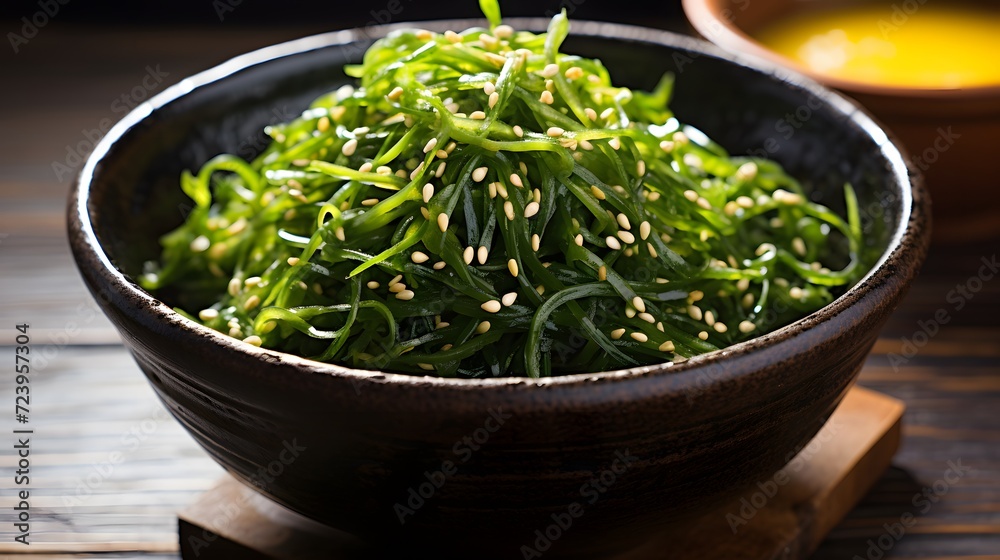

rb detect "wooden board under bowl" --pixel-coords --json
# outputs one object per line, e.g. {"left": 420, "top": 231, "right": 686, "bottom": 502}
{"left": 179, "top": 386, "right": 904, "bottom": 560}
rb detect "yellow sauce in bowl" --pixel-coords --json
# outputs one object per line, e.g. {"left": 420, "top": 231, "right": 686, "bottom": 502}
{"left": 754, "top": 3, "right": 1000, "bottom": 89}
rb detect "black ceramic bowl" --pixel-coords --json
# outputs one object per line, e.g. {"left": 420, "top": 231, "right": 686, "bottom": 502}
{"left": 68, "top": 18, "right": 929, "bottom": 559}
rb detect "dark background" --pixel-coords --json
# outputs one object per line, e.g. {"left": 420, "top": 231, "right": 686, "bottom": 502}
{"left": 0, "top": 0, "right": 683, "bottom": 26}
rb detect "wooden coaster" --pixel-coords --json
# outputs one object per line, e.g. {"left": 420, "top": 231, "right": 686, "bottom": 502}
{"left": 179, "top": 386, "right": 904, "bottom": 560}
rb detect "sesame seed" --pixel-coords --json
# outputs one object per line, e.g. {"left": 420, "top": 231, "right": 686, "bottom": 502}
{"left": 388, "top": 274, "right": 403, "bottom": 287}
{"left": 445, "top": 30, "right": 462, "bottom": 43}
{"left": 618, "top": 230, "right": 635, "bottom": 244}
{"left": 632, "top": 296, "right": 646, "bottom": 313}
{"left": 437, "top": 321, "right": 450, "bottom": 330}
{"left": 472, "top": 166, "right": 488, "bottom": 182}
{"left": 411, "top": 251, "right": 430, "bottom": 264}
{"left": 683, "top": 190, "right": 699, "bottom": 202}
{"left": 476, "top": 320, "right": 491, "bottom": 334}
{"left": 736, "top": 162, "right": 758, "bottom": 181}
{"left": 513, "top": 125, "right": 524, "bottom": 137}
{"left": 539, "top": 90, "right": 554, "bottom": 104}
{"left": 574, "top": 234, "right": 584, "bottom": 246}
{"left": 409, "top": 162, "right": 424, "bottom": 180}
{"left": 415, "top": 29, "right": 433, "bottom": 40}
{"left": 737, "top": 195, "right": 754, "bottom": 208}
{"left": 198, "top": 309, "right": 219, "bottom": 321}
{"left": 436, "top": 149, "right": 449, "bottom": 159}
{"left": 531, "top": 234, "right": 540, "bottom": 252}
{"left": 437, "top": 213, "right": 449, "bottom": 232}
{"left": 493, "top": 24, "right": 514, "bottom": 38}
{"left": 647, "top": 243, "right": 658, "bottom": 258}
{"left": 488, "top": 91, "right": 499, "bottom": 109}
{"left": 696, "top": 197, "right": 712, "bottom": 210}
{"left": 637, "top": 160, "right": 646, "bottom": 176}
{"left": 342, "top": 138, "right": 358, "bottom": 156}
{"left": 714, "top": 322, "right": 728, "bottom": 333}
{"left": 673, "top": 131, "right": 689, "bottom": 145}
{"left": 504, "top": 201, "right": 515, "bottom": 221}
{"left": 396, "top": 290, "right": 415, "bottom": 301}
{"left": 244, "top": 295, "right": 261, "bottom": 311}
{"left": 611, "top": 328, "right": 626, "bottom": 340}
{"left": 423, "top": 138, "right": 438, "bottom": 153}
{"left": 743, "top": 293, "right": 755, "bottom": 308}
{"left": 631, "top": 332, "right": 649, "bottom": 343}
{"left": 317, "top": 116, "right": 330, "bottom": 132}
{"left": 376, "top": 165, "right": 392, "bottom": 175}
{"left": 625, "top": 307, "right": 636, "bottom": 318}
{"left": 433, "top": 261, "right": 447, "bottom": 270}
{"left": 502, "top": 292, "right": 518, "bottom": 306}
{"left": 606, "top": 236, "right": 622, "bottom": 250}
{"left": 608, "top": 137, "right": 621, "bottom": 150}
{"left": 228, "top": 278, "right": 241, "bottom": 296}
{"left": 359, "top": 162, "right": 373, "bottom": 173}
{"left": 770, "top": 217, "right": 784, "bottom": 229}
{"left": 387, "top": 86, "right": 404, "bottom": 101}
{"left": 688, "top": 305, "right": 703, "bottom": 321}
{"left": 470, "top": 111, "right": 486, "bottom": 120}
{"left": 790, "top": 286, "right": 805, "bottom": 300}
{"left": 704, "top": 310, "right": 716, "bottom": 327}
{"left": 422, "top": 183, "right": 435, "bottom": 203}
{"left": 579, "top": 140, "right": 594, "bottom": 150}
{"left": 659, "top": 140, "right": 674, "bottom": 153}
{"left": 463, "top": 246, "right": 474, "bottom": 264}
{"left": 533, "top": 188, "right": 541, "bottom": 203}
{"left": 565, "top": 67, "right": 583, "bottom": 80}
{"left": 366, "top": 281, "right": 380, "bottom": 289}
{"left": 698, "top": 331, "right": 709, "bottom": 340}
{"left": 362, "top": 198, "right": 379, "bottom": 207}
{"left": 478, "top": 245, "right": 488, "bottom": 264}
{"left": 536, "top": 284, "right": 546, "bottom": 295}
{"left": 540, "top": 63, "right": 559, "bottom": 78}
{"left": 638, "top": 312, "right": 655, "bottom": 324}
{"left": 546, "top": 126, "right": 565, "bottom": 137}
{"left": 659, "top": 340, "right": 675, "bottom": 352}
{"left": 591, "top": 185, "right": 606, "bottom": 200}
{"left": 600, "top": 107, "right": 615, "bottom": 120}
{"left": 488, "top": 182, "right": 498, "bottom": 198}
{"left": 420, "top": 207, "right": 430, "bottom": 219}
{"left": 509, "top": 174, "right": 523, "bottom": 188}
{"left": 417, "top": 363, "right": 435, "bottom": 371}
{"left": 244, "top": 276, "right": 262, "bottom": 288}
{"left": 617, "top": 213, "right": 631, "bottom": 230}
{"left": 479, "top": 33, "right": 498, "bottom": 49}
{"left": 524, "top": 201, "right": 540, "bottom": 218}
{"left": 773, "top": 189, "right": 804, "bottom": 205}
{"left": 598, "top": 266, "right": 607, "bottom": 281}
{"left": 508, "top": 259, "right": 519, "bottom": 277}
{"left": 335, "top": 226, "right": 346, "bottom": 242}
{"left": 792, "top": 237, "right": 807, "bottom": 256}
{"left": 584, "top": 107, "right": 598, "bottom": 121}
{"left": 190, "top": 235, "right": 210, "bottom": 252}
{"left": 481, "top": 300, "right": 502, "bottom": 313}
{"left": 483, "top": 81, "right": 496, "bottom": 95}
{"left": 435, "top": 161, "right": 447, "bottom": 177}
{"left": 739, "top": 320, "right": 757, "bottom": 333}
{"left": 243, "top": 335, "right": 262, "bottom": 347}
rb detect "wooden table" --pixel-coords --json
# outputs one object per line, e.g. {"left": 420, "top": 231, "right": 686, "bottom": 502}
{"left": 1, "top": 25, "right": 998, "bottom": 559}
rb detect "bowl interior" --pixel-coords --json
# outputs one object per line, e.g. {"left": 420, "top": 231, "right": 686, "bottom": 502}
{"left": 87, "top": 19, "right": 904, "bottom": 343}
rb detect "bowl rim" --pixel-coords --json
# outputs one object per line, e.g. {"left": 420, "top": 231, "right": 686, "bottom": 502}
{"left": 70, "top": 16, "right": 928, "bottom": 390}
{"left": 681, "top": 0, "right": 1000, "bottom": 100}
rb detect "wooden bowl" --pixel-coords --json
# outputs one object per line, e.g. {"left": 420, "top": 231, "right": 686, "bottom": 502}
{"left": 67, "top": 18, "right": 929, "bottom": 558}
{"left": 683, "top": 0, "right": 1000, "bottom": 241}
